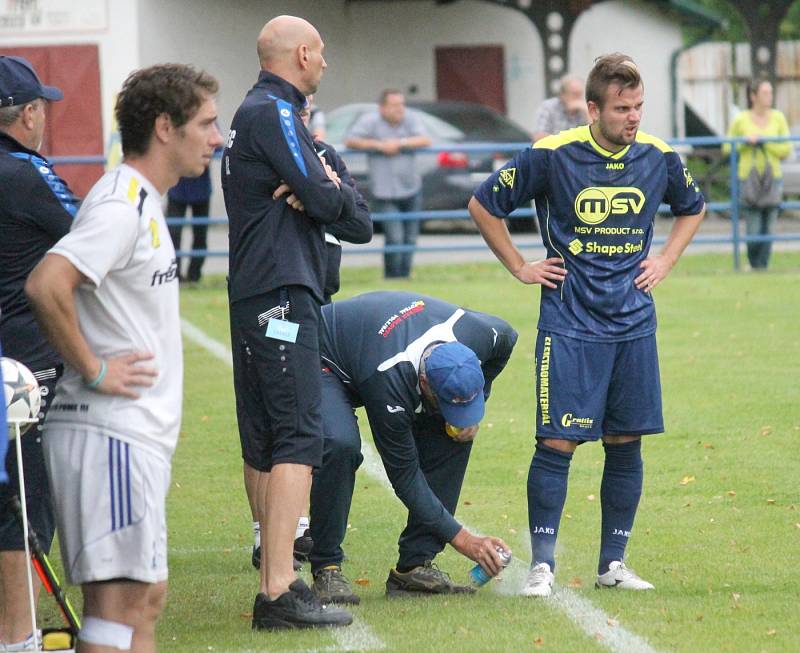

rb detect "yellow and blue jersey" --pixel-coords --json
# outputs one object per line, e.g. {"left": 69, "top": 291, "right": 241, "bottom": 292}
{"left": 474, "top": 125, "right": 705, "bottom": 342}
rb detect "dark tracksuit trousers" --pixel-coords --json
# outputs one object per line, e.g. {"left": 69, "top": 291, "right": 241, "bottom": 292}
{"left": 309, "top": 371, "right": 472, "bottom": 572}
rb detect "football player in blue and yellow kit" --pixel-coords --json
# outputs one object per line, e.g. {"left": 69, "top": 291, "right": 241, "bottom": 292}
{"left": 469, "top": 53, "right": 705, "bottom": 596}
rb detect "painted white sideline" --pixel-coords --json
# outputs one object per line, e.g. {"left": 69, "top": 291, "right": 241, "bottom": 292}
{"left": 182, "top": 318, "right": 660, "bottom": 653}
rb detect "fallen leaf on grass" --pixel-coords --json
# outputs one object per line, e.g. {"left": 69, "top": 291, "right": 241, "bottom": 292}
{"left": 463, "top": 500, "right": 472, "bottom": 506}
{"left": 760, "top": 426, "right": 772, "bottom": 436}
{"left": 201, "top": 415, "right": 209, "bottom": 422}
{"left": 533, "top": 637, "right": 544, "bottom": 648}
{"left": 696, "top": 614, "right": 704, "bottom": 621}
{"left": 727, "top": 490, "right": 736, "bottom": 496}
{"left": 703, "top": 442, "right": 715, "bottom": 449}
{"left": 680, "top": 475, "right": 696, "bottom": 486}
{"left": 607, "top": 618, "right": 618, "bottom": 627}
{"left": 240, "top": 612, "right": 252, "bottom": 619}
{"left": 354, "top": 578, "right": 370, "bottom": 586}
{"left": 767, "top": 499, "right": 776, "bottom": 505}
{"left": 767, "top": 629, "right": 777, "bottom": 636}
{"left": 567, "top": 577, "right": 583, "bottom": 588}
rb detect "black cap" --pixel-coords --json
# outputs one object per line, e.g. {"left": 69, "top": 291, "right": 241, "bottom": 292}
{"left": 0, "top": 56, "right": 63, "bottom": 108}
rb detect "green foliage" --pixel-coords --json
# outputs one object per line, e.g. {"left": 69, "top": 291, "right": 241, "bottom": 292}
{"left": 36, "top": 255, "right": 800, "bottom": 651}
{"left": 684, "top": 0, "right": 800, "bottom": 42}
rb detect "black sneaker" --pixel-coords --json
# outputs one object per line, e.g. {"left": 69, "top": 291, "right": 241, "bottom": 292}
{"left": 252, "top": 545, "right": 301, "bottom": 571}
{"left": 313, "top": 566, "right": 361, "bottom": 605}
{"left": 251, "top": 579, "right": 353, "bottom": 630}
{"left": 294, "top": 528, "right": 313, "bottom": 562}
{"left": 385, "top": 560, "right": 476, "bottom": 598}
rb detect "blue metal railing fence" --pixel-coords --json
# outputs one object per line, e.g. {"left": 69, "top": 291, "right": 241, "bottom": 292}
{"left": 50, "top": 135, "right": 800, "bottom": 271}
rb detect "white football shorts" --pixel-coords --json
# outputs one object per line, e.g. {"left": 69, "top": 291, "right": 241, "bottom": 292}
{"left": 42, "top": 426, "right": 171, "bottom": 585}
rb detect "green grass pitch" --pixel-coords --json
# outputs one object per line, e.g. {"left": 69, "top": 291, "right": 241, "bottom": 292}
{"left": 37, "top": 252, "right": 800, "bottom": 652}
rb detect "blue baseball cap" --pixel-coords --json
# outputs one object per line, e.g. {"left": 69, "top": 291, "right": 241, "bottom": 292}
{"left": 425, "top": 342, "right": 485, "bottom": 428}
{"left": 0, "top": 56, "right": 63, "bottom": 107}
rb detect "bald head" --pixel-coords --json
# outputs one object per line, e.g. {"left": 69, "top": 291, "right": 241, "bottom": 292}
{"left": 258, "top": 15, "right": 317, "bottom": 66}
{"left": 256, "top": 15, "right": 327, "bottom": 94}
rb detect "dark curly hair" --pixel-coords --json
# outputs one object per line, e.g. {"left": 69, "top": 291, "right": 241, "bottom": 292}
{"left": 586, "top": 53, "right": 642, "bottom": 109}
{"left": 115, "top": 64, "right": 219, "bottom": 157}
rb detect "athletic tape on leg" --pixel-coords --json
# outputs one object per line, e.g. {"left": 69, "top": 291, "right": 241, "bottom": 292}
{"left": 79, "top": 617, "right": 134, "bottom": 650}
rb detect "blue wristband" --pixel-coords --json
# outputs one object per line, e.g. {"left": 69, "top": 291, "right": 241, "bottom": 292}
{"left": 86, "top": 359, "right": 107, "bottom": 389}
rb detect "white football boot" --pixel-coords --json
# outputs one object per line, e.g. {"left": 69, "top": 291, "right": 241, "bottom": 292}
{"left": 521, "top": 562, "right": 554, "bottom": 597}
{"left": 596, "top": 561, "right": 654, "bottom": 590}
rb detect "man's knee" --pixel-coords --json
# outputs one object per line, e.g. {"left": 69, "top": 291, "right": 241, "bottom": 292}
{"left": 324, "top": 429, "right": 362, "bottom": 465}
{"left": 82, "top": 580, "right": 167, "bottom": 627}
{"left": 143, "top": 582, "right": 168, "bottom": 620}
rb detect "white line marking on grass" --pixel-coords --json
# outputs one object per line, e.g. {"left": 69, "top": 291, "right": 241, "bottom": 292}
{"left": 331, "top": 619, "right": 386, "bottom": 651}
{"left": 359, "top": 415, "right": 662, "bottom": 653}
{"left": 181, "top": 318, "right": 233, "bottom": 363}
{"left": 181, "top": 319, "right": 386, "bottom": 653}
{"left": 183, "top": 319, "right": 661, "bottom": 653}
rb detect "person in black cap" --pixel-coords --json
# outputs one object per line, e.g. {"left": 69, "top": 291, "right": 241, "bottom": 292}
{"left": 308, "top": 291, "right": 518, "bottom": 604}
{"left": 0, "top": 54, "right": 77, "bottom": 651}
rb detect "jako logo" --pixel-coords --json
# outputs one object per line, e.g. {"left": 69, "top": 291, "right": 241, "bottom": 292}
{"left": 574, "top": 187, "right": 645, "bottom": 225}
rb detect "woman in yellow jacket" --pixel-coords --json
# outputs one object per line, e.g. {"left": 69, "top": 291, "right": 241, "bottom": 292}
{"left": 725, "top": 79, "right": 791, "bottom": 269}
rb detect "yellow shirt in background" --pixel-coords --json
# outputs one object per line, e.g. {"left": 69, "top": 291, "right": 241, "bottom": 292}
{"left": 723, "top": 109, "right": 791, "bottom": 179}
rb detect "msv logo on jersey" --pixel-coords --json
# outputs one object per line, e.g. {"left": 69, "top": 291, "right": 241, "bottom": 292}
{"left": 574, "top": 187, "right": 645, "bottom": 225}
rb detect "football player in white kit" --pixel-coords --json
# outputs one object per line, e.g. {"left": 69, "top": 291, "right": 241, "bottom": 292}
{"left": 25, "top": 64, "right": 223, "bottom": 652}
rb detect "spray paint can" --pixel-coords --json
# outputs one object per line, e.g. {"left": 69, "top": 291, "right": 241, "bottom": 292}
{"left": 469, "top": 547, "right": 512, "bottom": 587}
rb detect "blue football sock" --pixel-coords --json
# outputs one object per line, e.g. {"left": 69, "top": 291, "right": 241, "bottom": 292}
{"left": 527, "top": 442, "right": 572, "bottom": 571}
{"left": 599, "top": 439, "right": 643, "bottom": 575}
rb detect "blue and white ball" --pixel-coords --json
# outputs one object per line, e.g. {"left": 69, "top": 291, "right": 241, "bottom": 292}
{"left": 2, "top": 357, "right": 41, "bottom": 439}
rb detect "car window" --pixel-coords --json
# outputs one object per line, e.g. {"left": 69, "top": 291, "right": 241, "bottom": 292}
{"left": 326, "top": 105, "right": 370, "bottom": 145}
{"left": 415, "top": 104, "right": 529, "bottom": 141}
{"left": 411, "top": 110, "right": 465, "bottom": 142}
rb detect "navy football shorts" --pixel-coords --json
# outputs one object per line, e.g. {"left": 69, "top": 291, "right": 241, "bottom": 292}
{"left": 534, "top": 331, "right": 663, "bottom": 441}
{"left": 230, "top": 286, "right": 324, "bottom": 472}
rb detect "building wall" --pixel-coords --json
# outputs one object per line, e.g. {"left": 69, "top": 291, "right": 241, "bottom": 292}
{"left": 133, "top": 0, "right": 545, "bottom": 216}
{"left": 134, "top": 0, "right": 544, "bottom": 135}
{"left": 2, "top": 0, "right": 687, "bottom": 210}
{"left": 0, "top": 0, "right": 139, "bottom": 150}
{"left": 337, "top": 0, "right": 544, "bottom": 132}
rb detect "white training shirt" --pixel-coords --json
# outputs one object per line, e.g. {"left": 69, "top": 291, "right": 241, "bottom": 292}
{"left": 45, "top": 164, "right": 182, "bottom": 461}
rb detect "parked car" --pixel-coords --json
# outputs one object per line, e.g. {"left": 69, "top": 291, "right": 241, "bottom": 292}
{"left": 325, "top": 100, "right": 531, "bottom": 230}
